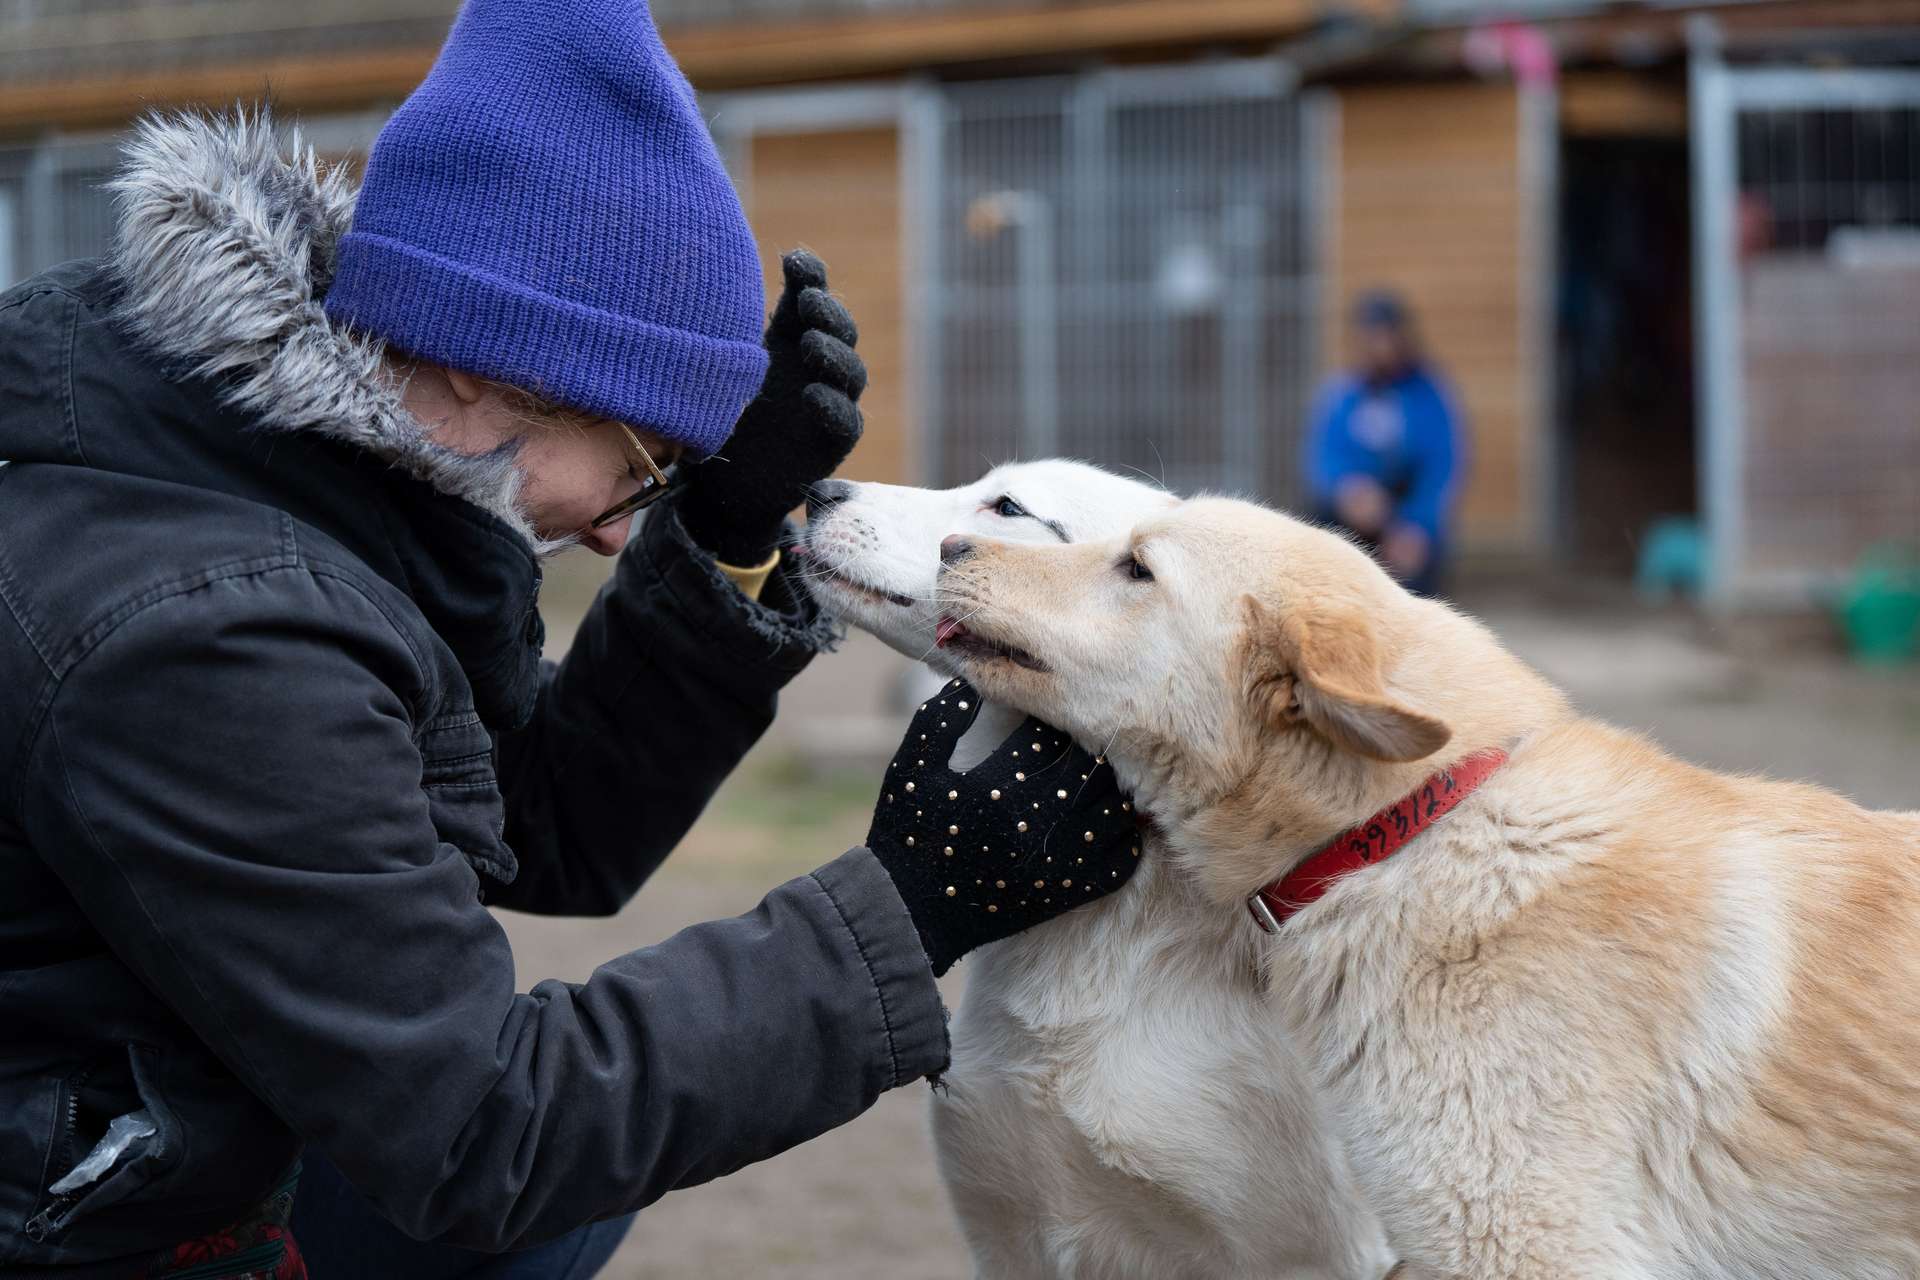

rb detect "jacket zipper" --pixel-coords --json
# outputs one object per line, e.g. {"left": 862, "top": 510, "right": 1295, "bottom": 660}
{"left": 24, "top": 1068, "right": 92, "bottom": 1244}
{"left": 22, "top": 1195, "right": 76, "bottom": 1244}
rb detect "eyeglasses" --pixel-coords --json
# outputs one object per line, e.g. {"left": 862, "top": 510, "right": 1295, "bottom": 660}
{"left": 589, "top": 422, "right": 675, "bottom": 530}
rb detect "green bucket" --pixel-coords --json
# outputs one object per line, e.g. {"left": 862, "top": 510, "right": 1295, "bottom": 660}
{"left": 1838, "top": 544, "right": 1920, "bottom": 665}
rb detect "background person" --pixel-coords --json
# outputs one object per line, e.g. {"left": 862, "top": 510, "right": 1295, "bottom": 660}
{"left": 1305, "top": 290, "right": 1466, "bottom": 596}
{"left": 0, "top": 2, "right": 1139, "bottom": 1276}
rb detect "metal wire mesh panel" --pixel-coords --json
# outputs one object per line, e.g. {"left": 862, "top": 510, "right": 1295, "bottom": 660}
{"left": 0, "top": 180, "right": 18, "bottom": 291}
{"left": 0, "top": 141, "right": 120, "bottom": 289}
{"left": 923, "top": 64, "right": 1317, "bottom": 501}
{"left": 54, "top": 166, "right": 119, "bottom": 265}
{"left": 1733, "top": 94, "right": 1920, "bottom": 584}
{"left": 0, "top": 117, "right": 384, "bottom": 292}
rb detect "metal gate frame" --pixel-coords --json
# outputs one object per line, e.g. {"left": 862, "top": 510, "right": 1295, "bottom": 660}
{"left": 1689, "top": 18, "right": 1920, "bottom": 605}
{"left": 0, "top": 109, "right": 391, "bottom": 292}
{"left": 711, "top": 61, "right": 1325, "bottom": 494}
{"left": 706, "top": 81, "right": 935, "bottom": 482}
{"left": 914, "top": 59, "right": 1328, "bottom": 496}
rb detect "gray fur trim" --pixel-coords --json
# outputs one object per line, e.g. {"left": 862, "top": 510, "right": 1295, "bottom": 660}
{"left": 107, "top": 107, "right": 548, "bottom": 551}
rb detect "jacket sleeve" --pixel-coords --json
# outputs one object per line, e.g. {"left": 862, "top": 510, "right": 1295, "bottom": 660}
{"left": 1391, "top": 376, "right": 1463, "bottom": 542}
{"left": 1304, "top": 376, "right": 1365, "bottom": 508}
{"left": 21, "top": 564, "right": 946, "bottom": 1250}
{"left": 490, "top": 494, "right": 839, "bottom": 916}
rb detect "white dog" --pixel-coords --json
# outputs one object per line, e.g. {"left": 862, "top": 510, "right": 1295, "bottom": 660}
{"left": 797, "top": 463, "right": 1393, "bottom": 1280}
{"left": 931, "top": 493, "right": 1920, "bottom": 1279}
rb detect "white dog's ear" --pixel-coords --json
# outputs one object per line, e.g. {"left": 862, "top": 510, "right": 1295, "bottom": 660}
{"left": 1239, "top": 596, "right": 1451, "bottom": 763}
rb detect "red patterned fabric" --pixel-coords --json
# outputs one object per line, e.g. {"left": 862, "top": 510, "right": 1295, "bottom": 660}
{"left": 146, "top": 1164, "right": 304, "bottom": 1280}
{"left": 1249, "top": 749, "right": 1508, "bottom": 931}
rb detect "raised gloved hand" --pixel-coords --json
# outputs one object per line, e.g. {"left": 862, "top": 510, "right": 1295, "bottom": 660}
{"left": 678, "top": 249, "right": 867, "bottom": 567}
{"left": 867, "top": 680, "right": 1141, "bottom": 976}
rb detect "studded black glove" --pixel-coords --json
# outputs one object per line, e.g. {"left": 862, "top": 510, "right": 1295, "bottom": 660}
{"left": 867, "top": 680, "right": 1141, "bottom": 977}
{"left": 678, "top": 249, "right": 867, "bottom": 567}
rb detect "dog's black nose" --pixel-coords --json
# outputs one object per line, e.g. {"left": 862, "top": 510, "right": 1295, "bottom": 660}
{"left": 807, "top": 479, "right": 856, "bottom": 517}
{"left": 940, "top": 535, "right": 974, "bottom": 565}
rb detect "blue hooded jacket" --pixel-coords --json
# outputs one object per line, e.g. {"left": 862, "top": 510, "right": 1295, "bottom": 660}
{"left": 1304, "top": 365, "right": 1464, "bottom": 545}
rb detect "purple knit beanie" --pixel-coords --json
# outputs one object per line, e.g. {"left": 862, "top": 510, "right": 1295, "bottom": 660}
{"left": 323, "top": 0, "right": 767, "bottom": 457}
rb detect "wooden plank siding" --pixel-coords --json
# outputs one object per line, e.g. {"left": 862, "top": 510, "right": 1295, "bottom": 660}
{"left": 744, "top": 127, "right": 913, "bottom": 485}
{"left": 1560, "top": 70, "right": 1688, "bottom": 137}
{"left": 663, "top": 0, "right": 1366, "bottom": 90}
{"left": 1323, "top": 80, "right": 1546, "bottom": 550}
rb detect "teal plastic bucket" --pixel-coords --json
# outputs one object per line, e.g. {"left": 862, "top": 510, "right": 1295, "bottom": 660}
{"left": 1838, "top": 544, "right": 1920, "bottom": 665}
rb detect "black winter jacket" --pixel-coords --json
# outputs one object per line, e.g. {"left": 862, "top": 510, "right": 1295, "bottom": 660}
{"left": 0, "top": 115, "right": 947, "bottom": 1272}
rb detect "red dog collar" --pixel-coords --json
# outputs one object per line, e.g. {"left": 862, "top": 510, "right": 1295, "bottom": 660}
{"left": 1247, "top": 749, "right": 1508, "bottom": 933}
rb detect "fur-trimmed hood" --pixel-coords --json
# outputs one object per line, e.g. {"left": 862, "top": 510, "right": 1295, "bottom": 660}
{"left": 107, "top": 109, "right": 542, "bottom": 548}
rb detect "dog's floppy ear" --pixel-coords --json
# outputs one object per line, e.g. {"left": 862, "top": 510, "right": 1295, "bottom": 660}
{"left": 1239, "top": 595, "right": 1451, "bottom": 763}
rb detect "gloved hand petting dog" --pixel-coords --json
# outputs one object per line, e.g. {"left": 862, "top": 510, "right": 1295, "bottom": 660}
{"left": 679, "top": 249, "right": 868, "bottom": 566}
{"left": 869, "top": 680, "right": 1141, "bottom": 976}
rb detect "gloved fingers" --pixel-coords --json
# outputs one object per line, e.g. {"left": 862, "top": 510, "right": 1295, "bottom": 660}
{"left": 1029, "top": 750, "right": 1136, "bottom": 873}
{"left": 782, "top": 248, "right": 830, "bottom": 295}
{"left": 961, "top": 710, "right": 1080, "bottom": 790}
{"left": 797, "top": 287, "right": 859, "bottom": 348}
{"left": 889, "top": 679, "right": 989, "bottom": 780}
{"left": 800, "top": 383, "right": 864, "bottom": 455}
{"left": 764, "top": 250, "right": 832, "bottom": 344}
{"left": 800, "top": 328, "right": 869, "bottom": 401}
{"left": 1054, "top": 754, "right": 1133, "bottom": 826}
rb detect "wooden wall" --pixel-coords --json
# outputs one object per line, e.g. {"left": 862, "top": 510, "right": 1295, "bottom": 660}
{"left": 1323, "top": 80, "right": 1548, "bottom": 552}
{"left": 743, "top": 126, "right": 912, "bottom": 486}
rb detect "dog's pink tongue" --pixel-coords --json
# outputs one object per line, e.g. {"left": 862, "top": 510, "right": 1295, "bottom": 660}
{"left": 935, "top": 617, "right": 966, "bottom": 648}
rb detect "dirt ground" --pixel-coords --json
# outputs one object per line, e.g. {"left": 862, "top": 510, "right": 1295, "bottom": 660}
{"left": 498, "top": 571, "right": 1919, "bottom": 1279}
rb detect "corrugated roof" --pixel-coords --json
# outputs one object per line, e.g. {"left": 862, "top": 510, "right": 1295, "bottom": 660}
{"left": 651, "top": 0, "right": 1032, "bottom": 21}
{"left": 0, "top": 0, "right": 1049, "bottom": 84}
{"left": 0, "top": 0, "right": 460, "bottom": 82}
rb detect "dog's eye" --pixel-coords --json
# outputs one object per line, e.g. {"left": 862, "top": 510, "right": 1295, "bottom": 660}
{"left": 1125, "top": 555, "right": 1154, "bottom": 582}
{"left": 993, "top": 496, "right": 1027, "bottom": 519}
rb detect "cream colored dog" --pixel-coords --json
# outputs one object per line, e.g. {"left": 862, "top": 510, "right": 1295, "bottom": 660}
{"left": 799, "top": 464, "right": 1393, "bottom": 1279}
{"left": 934, "top": 494, "right": 1920, "bottom": 1280}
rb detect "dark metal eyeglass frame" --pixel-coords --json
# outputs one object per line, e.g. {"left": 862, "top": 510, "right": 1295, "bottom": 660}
{"left": 589, "top": 422, "right": 674, "bottom": 529}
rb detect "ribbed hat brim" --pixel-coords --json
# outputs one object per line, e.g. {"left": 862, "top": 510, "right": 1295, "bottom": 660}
{"left": 325, "top": 232, "right": 768, "bottom": 458}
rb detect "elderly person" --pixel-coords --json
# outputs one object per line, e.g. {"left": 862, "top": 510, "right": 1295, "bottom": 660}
{"left": 0, "top": 2, "right": 1137, "bottom": 1276}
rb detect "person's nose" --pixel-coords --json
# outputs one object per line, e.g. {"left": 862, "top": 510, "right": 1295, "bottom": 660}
{"left": 584, "top": 515, "right": 633, "bottom": 556}
{"left": 940, "top": 535, "right": 974, "bottom": 565}
{"left": 807, "top": 479, "right": 856, "bottom": 518}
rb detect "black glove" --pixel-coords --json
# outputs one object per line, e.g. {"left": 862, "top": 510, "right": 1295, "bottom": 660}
{"left": 868, "top": 680, "right": 1141, "bottom": 976}
{"left": 678, "top": 249, "right": 867, "bottom": 566}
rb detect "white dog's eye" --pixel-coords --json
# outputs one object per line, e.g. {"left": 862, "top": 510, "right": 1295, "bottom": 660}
{"left": 993, "top": 495, "right": 1027, "bottom": 519}
{"left": 1124, "top": 554, "right": 1154, "bottom": 582}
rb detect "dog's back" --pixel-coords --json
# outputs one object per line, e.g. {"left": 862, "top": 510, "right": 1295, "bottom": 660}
{"left": 1548, "top": 732, "right": 1920, "bottom": 1272}
{"left": 1309, "top": 719, "right": 1920, "bottom": 1275}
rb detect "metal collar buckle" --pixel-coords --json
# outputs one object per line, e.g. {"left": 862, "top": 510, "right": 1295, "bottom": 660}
{"left": 1246, "top": 891, "right": 1282, "bottom": 934}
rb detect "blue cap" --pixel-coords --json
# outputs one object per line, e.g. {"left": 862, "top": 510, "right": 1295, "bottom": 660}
{"left": 1351, "top": 289, "right": 1411, "bottom": 331}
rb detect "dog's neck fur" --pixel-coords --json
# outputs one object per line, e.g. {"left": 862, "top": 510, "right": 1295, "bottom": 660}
{"left": 1121, "top": 600, "right": 1572, "bottom": 910}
